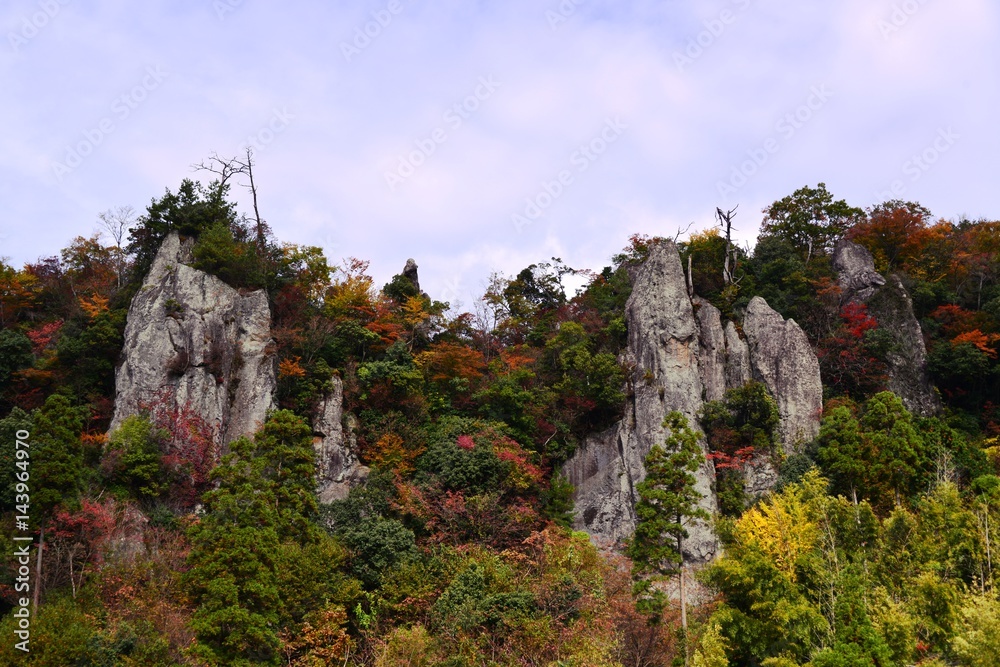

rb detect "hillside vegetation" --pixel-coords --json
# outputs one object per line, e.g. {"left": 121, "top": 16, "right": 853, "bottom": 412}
{"left": 2, "top": 181, "right": 999, "bottom": 666}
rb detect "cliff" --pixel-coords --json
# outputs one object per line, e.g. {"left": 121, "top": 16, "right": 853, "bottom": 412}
{"left": 563, "top": 242, "right": 822, "bottom": 562}
{"left": 109, "top": 233, "right": 276, "bottom": 447}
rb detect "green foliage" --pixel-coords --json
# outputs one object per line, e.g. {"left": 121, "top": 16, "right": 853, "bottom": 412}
{"left": 818, "top": 392, "right": 933, "bottom": 508}
{"left": 32, "top": 392, "right": 89, "bottom": 516}
{"left": 952, "top": 595, "right": 1000, "bottom": 666}
{"left": 417, "top": 418, "right": 510, "bottom": 495}
{"left": 383, "top": 272, "right": 419, "bottom": 302}
{"left": 103, "top": 415, "right": 168, "bottom": 500}
{"left": 759, "top": 183, "right": 864, "bottom": 262}
{"left": 0, "top": 595, "right": 97, "bottom": 665}
{"left": 184, "top": 410, "right": 322, "bottom": 664}
{"left": 628, "top": 412, "right": 709, "bottom": 615}
{"left": 191, "top": 221, "right": 273, "bottom": 290}
{"left": 339, "top": 517, "right": 417, "bottom": 589}
{"left": 0, "top": 328, "right": 32, "bottom": 388}
{"left": 541, "top": 472, "right": 576, "bottom": 528}
{"left": 125, "top": 178, "right": 237, "bottom": 286}
{"left": 0, "top": 406, "right": 32, "bottom": 509}
{"left": 543, "top": 321, "right": 626, "bottom": 413}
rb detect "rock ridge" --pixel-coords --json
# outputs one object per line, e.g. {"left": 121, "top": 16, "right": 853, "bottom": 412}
{"left": 564, "top": 242, "right": 823, "bottom": 562}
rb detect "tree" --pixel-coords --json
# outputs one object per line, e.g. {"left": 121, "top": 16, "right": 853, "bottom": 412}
{"left": 184, "top": 410, "right": 321, "bottom": 664}
{"left": 126, "top": 179, "right": 237, "bottom": 286}
{"left": 760, "top": 183, "right": 864, "bottom": 263}
{"left": 627, "top": 411, "right": 710, "bottom": 636}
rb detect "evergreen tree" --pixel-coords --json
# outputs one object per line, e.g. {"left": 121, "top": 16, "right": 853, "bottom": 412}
{"left": 627, "top": 411, "right": 709, "bottom": 621}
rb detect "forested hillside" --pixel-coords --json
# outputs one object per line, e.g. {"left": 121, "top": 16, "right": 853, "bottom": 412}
{"left": 2, "top": 180, "right": 999, "bottom": 666}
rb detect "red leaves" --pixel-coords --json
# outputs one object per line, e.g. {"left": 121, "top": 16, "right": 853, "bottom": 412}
{"left": 707, "top": 446, "right": 756, "bottom": 471}
{"left": 26, "top": 320, "right": 63, "bottom": 355}
{"left": 841, "top": 303, "right": 878, "bottom": 339}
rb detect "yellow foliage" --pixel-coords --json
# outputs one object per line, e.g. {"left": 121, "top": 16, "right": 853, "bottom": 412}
{"left": 735, "top": 472, "right": 824, "bottom": 582}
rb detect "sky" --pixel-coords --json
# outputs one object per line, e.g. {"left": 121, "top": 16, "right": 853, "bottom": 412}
{"left": 1, "top": 0, "right": 998, "bottom": 309}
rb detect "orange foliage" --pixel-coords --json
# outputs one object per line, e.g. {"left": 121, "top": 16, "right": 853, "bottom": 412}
{"left": 79, "top": 294, "right": 110, "bottom": 318}
{"left": 278, "top": 356, "right": 308, "bottom": 379}
{"left": 930, "top": 304, "right": 987, "bottom": 337}
{"left": 370, "top": 433, "right": 423, "bottom": 476}
{"left": 847, "top": 202, "right": 932, "bottom": 273}
{"left": 416, "top": 342, "right": 485, "bottom": 384}
{"left": 952, "top": 329, "right": 1000, "bottom": 358}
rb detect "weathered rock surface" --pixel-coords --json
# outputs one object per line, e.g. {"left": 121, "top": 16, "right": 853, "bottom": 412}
{"left": 312, "top": 375, "right": 369, "bottom": 503}
{"left": 564, "top": 242, "right": 718, "bottom": 563}
{"left": 110, "top": 232, "right": 276, "bottom": 448}
{"left": 832, "top": 240, "right": 940, "bottom": 416}
{"left": 565, "top": 244, "right": 825, "bottom": 562}
{"left": 694, "top": 297, "right": 727, "bottom": 403}
{"left": 743, "top": 296, "right": 823, "bottom": 451}
{"left": 723, "top": 321, "right": 751, "bottom": 390}
{"left": 832, "top": 241, "right": 885, "bottom": 302}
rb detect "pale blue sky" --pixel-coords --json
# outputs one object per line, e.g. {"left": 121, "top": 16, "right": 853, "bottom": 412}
{"left": 2, "top": 0, "right": 997, "bottom": 307}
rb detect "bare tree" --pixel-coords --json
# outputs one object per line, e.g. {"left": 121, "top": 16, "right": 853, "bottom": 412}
{"left": 716, "top": 205, "right": 739, "bottom": 286}
{"left": 98, "top": 205, "right": 136, "bottom": 287}
{"left": 192, "top": 148, "right": 266, "bottom": 248}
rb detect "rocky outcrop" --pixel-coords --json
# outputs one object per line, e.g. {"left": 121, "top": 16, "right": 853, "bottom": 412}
{"left": 403, "top": 258, "right": 421, "bottom": 294}
{"left": 564, "top": 242, "right": 718, "bottom": 563}
{"left": 564, "top": 243, "right": 824, "bottom": 562}
{"left": 743, "top": 296, "right": 823, "bottom": 451}
{"left": 313, "top": 375, "right": 369, "bottom": 503}
{"left": 833, "top": 240, "right": 939, "bottom": 416}
{"left": 833, "top": 241, "right": 885, "bottom": 302}
{"left": 110, "top": 233, "right": 276, "bottom": 448}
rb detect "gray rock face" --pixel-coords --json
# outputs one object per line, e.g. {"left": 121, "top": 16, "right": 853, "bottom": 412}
{"left": 562, "top": 242, "right": 828, "bottom": 562}
{"left": 743, "top": 296, "right": 823, "bottom": 451}
{"left": 565, "top": 243, "right": 718, "bottom": 563}
{"left": 403, "top": 258, "right": 421, "bottom": 293}
{"left": 724, "top": 321, "right": 751, "bottom": 390}
{"left": 832, "top": 241, "right": 886, "bottom": 302}
{"left": 110, "top": 233, "right": 276, "bottom": 449}
{"left": 832, "top": 240, "right": 940, "bottom": 416}
{"left": 312, "top": 375, "right": 369, "bottom": 503}
{"left": 694, "top": 297, "right": 727, "bottom": 403}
